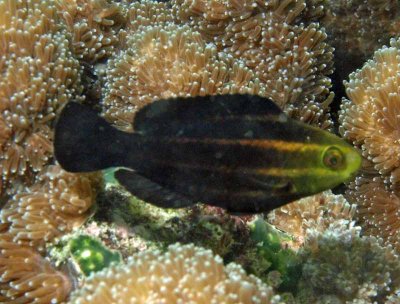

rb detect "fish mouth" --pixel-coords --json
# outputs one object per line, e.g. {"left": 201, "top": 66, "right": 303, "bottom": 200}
{"left": 345, "top": 148, "right": 362, "bottom": 178}
{"left": 348, "top": 169, "right": 359, "bottom": 181}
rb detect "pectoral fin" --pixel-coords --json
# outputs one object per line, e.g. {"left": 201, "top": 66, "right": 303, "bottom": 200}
{"left": 114, "top": 169, "right": 196, "bottom": 209}
{"left": 239, "top": 172, "right": 296, "bottom": 194}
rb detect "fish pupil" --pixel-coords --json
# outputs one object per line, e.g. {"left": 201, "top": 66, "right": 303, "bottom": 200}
{"left": 323, "top": 146, "right": 344, "bottom": 170}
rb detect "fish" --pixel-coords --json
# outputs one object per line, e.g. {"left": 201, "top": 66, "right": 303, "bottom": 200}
{"left": 54, "top": 94, "right": 361, "bottom": 213}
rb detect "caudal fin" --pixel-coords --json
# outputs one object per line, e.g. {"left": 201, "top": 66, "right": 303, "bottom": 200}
{"left": 54, "top": 102, "right": 125, "bottom": 172}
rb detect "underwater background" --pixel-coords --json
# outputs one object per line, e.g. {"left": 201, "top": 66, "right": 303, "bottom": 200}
{"left": 0, "top": 0, "right": 400, "bottom": 303}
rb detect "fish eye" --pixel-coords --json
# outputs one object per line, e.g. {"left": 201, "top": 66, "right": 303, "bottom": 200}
{"left": 322, "top": 146, "right": 344, "bottom": 170}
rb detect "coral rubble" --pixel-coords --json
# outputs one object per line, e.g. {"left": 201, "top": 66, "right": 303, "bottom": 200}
{"left": 89, "top": 184, "right": 253, "bottom": 262}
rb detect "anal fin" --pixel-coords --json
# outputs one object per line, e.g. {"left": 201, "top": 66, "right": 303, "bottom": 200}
{"left": 114, "top": 169, "right": 196, "bottom": 209}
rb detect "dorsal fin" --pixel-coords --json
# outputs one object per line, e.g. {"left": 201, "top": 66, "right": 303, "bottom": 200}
{"left": 133, "top": 94, "right": 282, "bottom": 135}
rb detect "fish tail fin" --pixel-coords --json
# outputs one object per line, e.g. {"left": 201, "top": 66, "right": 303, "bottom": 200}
{"left": 54, "top": 102, "right": 128, "bottom": 172}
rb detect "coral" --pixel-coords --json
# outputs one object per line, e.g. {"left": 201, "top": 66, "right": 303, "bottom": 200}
{"left": 322, "top": 0, "right": 400, "bottom": 59}
{"left": 0, "top": 165, "right": 100, "bottom": 252}
{"left": 0, "top": 165, "right": 100, "bottom": 303}
{"left": 0, "top": 0, "right": 105, "bottom": 302}
{"left": 268, "top": 191, "right": 356, "bottom": 249}
{"left": 102, "top": 0, "right": 334, "bottom": 130}
{"left": 339, "top": 37, "right": 400, "bottom": 190}
{"left": 346, "top": 173, "right": 400, "bottom": 253}
{"left": 301, "top": 0, "right": 327, "bottom": 20}
{"left": 2, "top": 0, "right": 399, "bottom": 303}
{"left": 125, "top": 0, "right": 173, "bottom": 33}
{"left": 171, "top": 0, "right": 335, "bottom": 129}
{"left": 171, "top": 0, "right": 324, "bottom": 51}
{"left": 69, "top": 234, "right": 121, "bottom": 275}
{"left": 296, "top": 222, "right": 400, "bottom": 303}
{"left": 250, "top": 192, "right": 358, "bottom": 293}
{"left": 255, "top": 22, "right": 334, "bottom": 129}
{"left": 0, "top": 233, "right": 72, "bottom": 304}
{"left": 321, "top": 1, "right": 400, "bottom": 98}
{"left": 68, "top": 243, "right": 282, "bottom": 304}
{"left": 387, "top": 293, "right": 400, "bottom": 303}
{"left": 102, "top": 22, "right": 262, "bottom": 130}
{"left": 0, "top": 0, "right": 82, "bottom": 194}
{"left": 170, "top": 0, "right": 233, "bottom": 41}
{"left": 56, "top": 0, "right": 126, "bottom": 63}
{"left": 339, "top": 36, "right": 400, "bottom": 256}
{"left": 0, "top": 0, "right": 108, "bottom": 302}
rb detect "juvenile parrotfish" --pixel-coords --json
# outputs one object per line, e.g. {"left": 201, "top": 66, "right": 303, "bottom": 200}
{"left": 54, "top": 94, "right": 361, "bottom": 213}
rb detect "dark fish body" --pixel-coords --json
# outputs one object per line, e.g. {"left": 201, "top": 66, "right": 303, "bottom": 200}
{"left": 54, "top": 94, "right": 361, "bottom": 213}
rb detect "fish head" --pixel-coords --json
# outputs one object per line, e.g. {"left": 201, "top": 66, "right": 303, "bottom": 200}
{"left": 283, "top": 126, "right": 362, "bottom": 196}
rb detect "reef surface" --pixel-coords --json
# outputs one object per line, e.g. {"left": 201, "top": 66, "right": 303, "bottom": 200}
{"left": 0, "top": 0, "right": 400, "bottom": 303}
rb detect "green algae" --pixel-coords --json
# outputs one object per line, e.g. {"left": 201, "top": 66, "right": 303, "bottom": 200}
{"left": 250, "top": 217, "right": 302, "bottom": 293}
{"left": 69, "top": 235, "right": 122, "bottom": 276}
